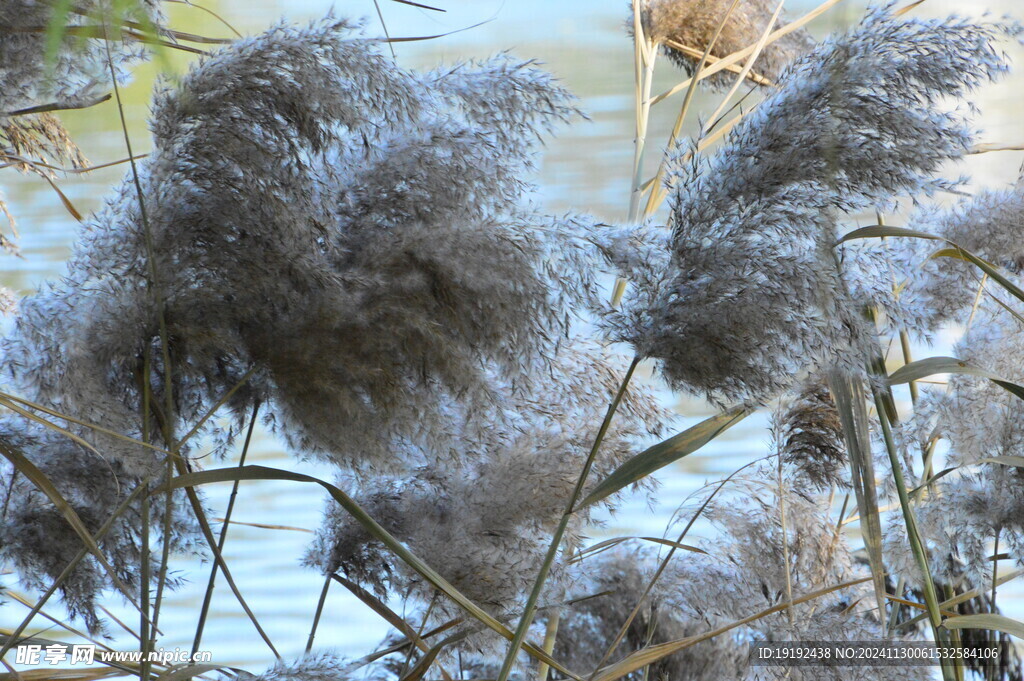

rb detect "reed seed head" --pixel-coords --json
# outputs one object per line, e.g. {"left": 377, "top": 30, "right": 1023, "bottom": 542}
{"left": 635, "top": 0, "right": 815, "bottom": 88}
{"left": 603, "top": 4, "right": 1019, "bottom": 405}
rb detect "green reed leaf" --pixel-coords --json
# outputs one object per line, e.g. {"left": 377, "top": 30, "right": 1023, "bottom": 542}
{"left": 577, "top": 404, "right": 752, "bottom": 510}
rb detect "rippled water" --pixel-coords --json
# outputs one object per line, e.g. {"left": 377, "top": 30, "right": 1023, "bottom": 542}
{"left": 3, "top": 0, "right": 1024, "bottom": 673}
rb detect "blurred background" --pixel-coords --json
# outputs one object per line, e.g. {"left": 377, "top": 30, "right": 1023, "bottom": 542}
{"left": 2, "top": 0, "right": 1023, "bottom": 671}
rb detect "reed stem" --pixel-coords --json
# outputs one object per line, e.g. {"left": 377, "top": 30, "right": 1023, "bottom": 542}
{"left": 305, "top": 574, "right": 332, "bottom": 654}
{"left": 192, "top": 401, "right": 262, "bottom": 655}
{"left": 871, "top": 386, "right": 955, "bottom": 681}
{"left": 496, "top": 357, "right": 640, "bottom": 681}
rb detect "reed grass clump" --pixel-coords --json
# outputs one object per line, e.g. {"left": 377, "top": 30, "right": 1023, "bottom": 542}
{"left": 3, "top": 15, "right": 605, "bottom": 469}
{"left": 891, "top": 173, "right": 1024, "bottom": 335}
{"left": 0, "top": 417, "right": 197, "bottom": 632}
{"left": 553, "top": 548, "right": 748, "bottom": 679}
{"left": 112, "top": 15, "right": 600, "bottom": 470}
{"left": 656, "top": 471, "right": 923, "bottom": 681}
{"left": 887, "top": 309, "right": 1024, "bottom": 588}
{"left": 6, "top": 1, "right": 1024, "bottom": 679}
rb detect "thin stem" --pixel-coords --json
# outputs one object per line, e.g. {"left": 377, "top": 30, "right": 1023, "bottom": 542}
{"left": 147, "top": 453, "right": 175, "bottom": 651}
{"left": 305, "top": 574, "right": 332, "bottom": 653}
{"left": 372, "top": 0, "right": 397, "bottom": 59}
{"left": 590, "top": 457, "right": 763, "bottom": 678}
{"left": 495, "top": 357, "right": 641, "bottom": 681}
{"left": 192, "top": 401, "right": 261, "bottom": 655}
{"left": 175, "top": 454, "right": 281, "bottom": 659}
{"left": 1, "top": 470, "right": 16, "bottom": 523}
{"left": 167, "top": 0, "right": 243, "bottom": 38}
{"left": 700, "top": 0, "right": 783, "bottom": 137}
{"left": 399, "top": 592, "right": 438, "bottom": 678}
{"left": 139, "top": 488, "right": 152, "bottom": 681}
{"left": 986, "top": 528, "right": 1001, "bottom": 681}
{"left": 139, "top": 347, "right": 153, "bottom": 681}
{"left": 641, "top": 0, "right": 742, "bottom": 219}
{"left": 627, "top": 41, "right": 657, "bottom": 224}
{"left": 536, "top": 608, "right": 561, "bottom": 681}
{"left": 101, "top": 23, "right": 173, "bottom": 438}
{"left": 991, "top": 527, "right": 1001, "bottom": 614}
{"left": 650, "top": 0, "right": 848, "bottom": 107}
{"left": 777, "top": 453, "right": 795, "bottom": 627}
{"left": 613, "top": 1, "right": 657, "bottom": 307}
{"left": 899, "top": 331, "right": 919, "bottom": 405}
{"left": 102, "top": 18, "right": 175, "bottom": 674}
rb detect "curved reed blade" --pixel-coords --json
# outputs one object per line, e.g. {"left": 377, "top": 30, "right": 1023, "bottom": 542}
{"left": 942, "top": 614, "right": 1024, "bottom": 640}
{"left": 166, "top": 465, "right": 580, "bottom": 680}
{"left": 826, "top": 371, "right": 888, "bottom": 628}
{"left": 577, "top": 404, "right": 751, "bottom": 510}
{"left": 390, "top": 0, "right": 446, "bottom": 10}
{"left": 332, "top": 575, "right": 453, "bottom": 681}
{"left": 839, "top": 225, "right": 1024, "bottom": 308}
{"left": 889, "top": 357, "right": 1024, "bottom": 402}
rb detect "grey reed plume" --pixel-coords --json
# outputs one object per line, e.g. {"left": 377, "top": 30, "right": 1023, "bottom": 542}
{"left": 633, "top": 0, "right": 814, "bottom": 88}
{"left": 0, "top": 14, "right": 612, "bottom": 629}
{"left": 602, "top": 3, "right": 1020, "bottom": 406}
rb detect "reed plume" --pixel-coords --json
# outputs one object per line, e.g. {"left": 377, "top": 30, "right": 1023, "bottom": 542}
{"left": 305, "top": 344, "right": 668, "bottom": 619}
{"left": 0, "top": 13, "right": 613, "bottom": 630}
{"left": 603, "top": 3, "right": 1019, "bottom": 405}
{"left": 635, "top": 0, "right": 814, "bottom": 87}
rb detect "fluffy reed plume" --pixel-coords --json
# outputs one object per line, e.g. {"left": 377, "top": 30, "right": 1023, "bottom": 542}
{"left": 0, "top": 418, "right": 197, "bottom": 632}
{"left": 0, "top": 0, "right": 162, "bottom": 114}
{"left": 603, "top": 4, "right": 1018, "bottom": 405}
{"left": 634, "top": 0, "right": 814, "bottom": 86}
{"left": 777, "top": 378, "right": 847, "bottom": 490}
{"left": 305, "top": 345, "right": 668, "bottom": 619}
{"left": 886, "top": 309, "right": 1024, "bottom": 589}
{"left": 0, "top": 15, "right": 609, "bottom": 627}
{"left": 0, "top": 112, "right": 90, "bottom": 250}
{"left": 0, "top": 288, "right": 16, "bottom": 315}
{"left": 0, "top": 16, "right": 596, "bottom": 466}
{"left": 235, "top": 652, "right": 353, "bottom": 681}
{"left": 890, "top": 173, "right": 1024, "bottom": 335}
{"left": 1, "top": 112, "right": 86, "bottom": 171}
{"left": 14, "top": 14, "right": 596, "bottom": 470}
{"left": 654, "top": 472, "right": 922, "bottom": 681}
{"left": 553, "top": 548, "right": 747, "bottom": 680}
